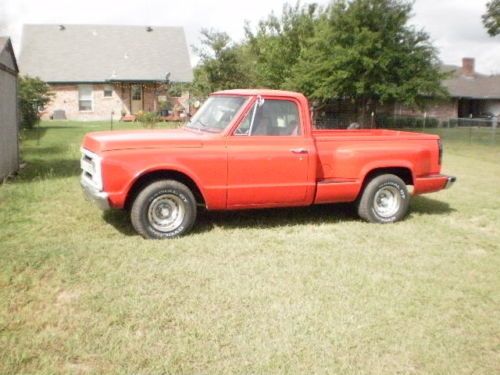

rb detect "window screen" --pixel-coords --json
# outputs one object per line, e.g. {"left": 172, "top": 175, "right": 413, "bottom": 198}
{"left": 78, "top": 85, "right": 93, "bottom": 111}
{"left": 103, "top": 85, "right": 113, "bottom": 97}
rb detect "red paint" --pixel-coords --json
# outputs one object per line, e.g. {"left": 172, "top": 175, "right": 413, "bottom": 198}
{"left": 81, "top": 89, "right": 451, "bottom": 210}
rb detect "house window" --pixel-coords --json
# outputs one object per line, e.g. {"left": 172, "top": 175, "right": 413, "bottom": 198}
{"left": 131, "top": 85, "right": 142, "bottom": 100}
{"left": 78, "top": 85, "right": 93, "bottom": 111}
{"left": 103, "top": 85, "right": 113, "bottom": 97}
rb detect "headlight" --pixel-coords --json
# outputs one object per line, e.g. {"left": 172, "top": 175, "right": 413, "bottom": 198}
{"left": 80, "top": 148, "right": 103, "bottom": 190}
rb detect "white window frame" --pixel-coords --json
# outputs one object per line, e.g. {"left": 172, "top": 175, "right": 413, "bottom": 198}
{"left": 78, "top": 84, "right": 93, "bottom": 112}
{"left": 131, "top": 84, "right": 142, "bottom": 101}
{"left": 103, "top": 84, "right": 113, "bottom": 98}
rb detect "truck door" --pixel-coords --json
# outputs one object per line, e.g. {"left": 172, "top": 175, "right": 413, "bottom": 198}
{"left": 226, "top": 98, "right": 313, "bottom": 207}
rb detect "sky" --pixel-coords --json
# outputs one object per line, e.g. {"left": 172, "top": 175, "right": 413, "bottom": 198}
{"left": 1, "top": 0, "right": 499, "bottom": 74}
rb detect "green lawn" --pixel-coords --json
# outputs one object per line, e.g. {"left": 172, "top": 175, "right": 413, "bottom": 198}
{"left": 1, "top": 121, "right": 499, "bottom": 374}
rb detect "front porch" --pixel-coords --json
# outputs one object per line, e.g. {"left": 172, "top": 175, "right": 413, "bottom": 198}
{"left": 112, "top": 82, "right": 190, "bottom": 122}
{"left": 43, "top": 82, "right": 190, "bottom": 121}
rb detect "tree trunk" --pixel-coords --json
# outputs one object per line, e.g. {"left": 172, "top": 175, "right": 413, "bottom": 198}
{"left": 356, "top": 97, "right": 368, "bottom": 127}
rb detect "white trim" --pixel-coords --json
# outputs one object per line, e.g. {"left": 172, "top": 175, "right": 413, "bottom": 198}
{"left": 103, "top": 84, "right": 113, "bottom": 98}
{"left": 78, "top": 84, "right": 94, "bottom": 112}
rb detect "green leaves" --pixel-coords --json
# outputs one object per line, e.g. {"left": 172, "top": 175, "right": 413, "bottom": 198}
{"left": 19, "top": 76, "right": 54, "bottom": 130}
{"left": 135, "top": 111, "right": 160, "bottom": 128}
{"left": 191, "top": 29, "right": 254, "bottom": 97}
{"left": 482, "top": 0, "right": 500, "bottom": 36}
{"left": 245, "top": 2, "right": 319, "bottom": 89}
{"left": 289, "top": 0, "right": 447, "bottom": 109}
{"left": 192, "top": 0, "right": 447, "bottom": 115}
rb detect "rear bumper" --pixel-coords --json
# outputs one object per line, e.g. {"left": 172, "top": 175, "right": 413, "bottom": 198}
{"left": 444, "top": 176, "right": 456, "bottom": 189}
{"left": 80, "top": 177, "right": 110, "bottom": 210}
{"left": 414, "top": 174, "right": 456, "bottom": 195}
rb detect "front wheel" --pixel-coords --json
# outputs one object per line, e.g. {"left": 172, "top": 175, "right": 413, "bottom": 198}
{"left": 357, "top": 174, "right": 410, "bottom": 223}
{"left": 130, "top": 180, "right": 197, "bottom": 239}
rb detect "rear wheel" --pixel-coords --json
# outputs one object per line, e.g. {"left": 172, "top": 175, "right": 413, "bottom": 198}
{"left": 357, "top": 174, "right": 410, "bottom": 223}
{"left": 130, "top": 180, "right": 197, "bottom": 239}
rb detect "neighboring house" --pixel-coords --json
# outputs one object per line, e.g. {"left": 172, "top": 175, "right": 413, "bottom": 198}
{"left": 315, "top": 57, "right": 500, "bottom": 128}
{"left": 0, "top": 36, "right": 20, "bottom": 180}
{"left": 395, "top": 58, "right": 500, "bottom": 120}
{"left": 19, "top": 24, "right": 193, "bottom": 121}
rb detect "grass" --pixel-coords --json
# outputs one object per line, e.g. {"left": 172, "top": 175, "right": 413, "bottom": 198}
{"left": 1, "top": 121, "right": 499, "bottom": 374}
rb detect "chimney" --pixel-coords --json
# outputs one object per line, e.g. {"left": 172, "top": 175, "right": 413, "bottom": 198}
{"left": 462, "top": 57, "right": 475, "bottom": 77}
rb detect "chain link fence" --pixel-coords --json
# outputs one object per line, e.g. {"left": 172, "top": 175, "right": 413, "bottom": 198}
{"left": 376, "top": 115, "right": 498, "bottom": 147}
{"left": 314, "top": 113, "right": 499, "bottom": 147}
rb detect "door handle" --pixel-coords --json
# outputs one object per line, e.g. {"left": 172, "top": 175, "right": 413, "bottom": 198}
{"left": 290, "top": 148, "right": 308, "bottom": 154}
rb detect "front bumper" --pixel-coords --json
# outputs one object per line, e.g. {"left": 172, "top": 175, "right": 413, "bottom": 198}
{"left": 80, "top": 177, "right": 110, "bottom": 210}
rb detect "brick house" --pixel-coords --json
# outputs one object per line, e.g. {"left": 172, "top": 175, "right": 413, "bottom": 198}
{"left": 0, "top": 36, "right": 19, "bottom": 180}
{"left": 395, "top": 58, "right": 500, "bottom": 120}
{"left": 315, "top": 57, "right": 500, "bottom": 128}
{"left": 18, "top": 24, "right": 193, "bottom": 121}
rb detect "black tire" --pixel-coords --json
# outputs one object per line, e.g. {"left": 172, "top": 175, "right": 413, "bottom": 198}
{"left": 357, "top": 174, "right": 410, "bottom": 223}
{"left": 130, "top": 180, "right": 197, "bottom": 239}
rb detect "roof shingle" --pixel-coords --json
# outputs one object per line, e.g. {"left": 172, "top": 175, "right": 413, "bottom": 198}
{"left": 441, "top": 65, "right": 500, "bottom": 99}
{"left": 19, "top": 24, "right": 193, "bottom": 83}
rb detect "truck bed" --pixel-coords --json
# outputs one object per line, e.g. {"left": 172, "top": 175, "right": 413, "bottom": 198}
{"left": 311, "top": 128, "right": 442, "bottom": 204}
{"left": 312, "top": 128, "right": 439, "bottom": 141}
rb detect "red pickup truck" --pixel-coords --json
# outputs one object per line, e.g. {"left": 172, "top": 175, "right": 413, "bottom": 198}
{"left": 81, "top": 89, "right": 455, "bottom": 239}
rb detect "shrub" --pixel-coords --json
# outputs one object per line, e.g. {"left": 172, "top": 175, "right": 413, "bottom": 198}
{"left": 19, "top": 76, "right": 53, "bottom": 129}
{"left": 375, "top": 114, "right": 439, "bottom": 129}
{"left": 136, "top": 111, "right": 160, "bottom": 128}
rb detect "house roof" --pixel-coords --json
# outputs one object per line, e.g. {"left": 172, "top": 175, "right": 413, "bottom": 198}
{"left": 441, "top": 65, "right": 500, "bottom": 99}
{"left": 0, "top": 36, "right": 19, "bottom": 73}
{"left": 19, "top": 24, "right": 193, "bottom": 83}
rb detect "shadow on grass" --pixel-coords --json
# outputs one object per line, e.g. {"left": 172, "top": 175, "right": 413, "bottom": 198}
{"left": 21, "top": 128, "right": 48, "bottom": 141}
{"left": 410, "top": 195, "right": 455, "bottom": 216}
{"left": 22, "top": 145, "right": 69, "bottom": 156}
{"left": 102, "top": 196, "right": 455, "bottom": 237}
{"left": 18, "top": 157, "right": 80, "bottom": 181}
{"left": 103, "top": 210, "right": 136, "bottom": 236}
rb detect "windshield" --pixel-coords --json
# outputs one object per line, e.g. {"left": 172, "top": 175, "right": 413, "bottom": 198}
{"left": 186, "top": 96, "right": 248, "bottom": 133}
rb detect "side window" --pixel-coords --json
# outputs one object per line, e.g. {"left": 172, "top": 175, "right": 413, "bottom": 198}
{"left": 234, "top": 99, "right": 302, "bottom": 136}
{"left": 78, "top": 85, "right": 93, "bottom": 111}
{"left": 103, "top": 84, "right": 113, "bottom": 97}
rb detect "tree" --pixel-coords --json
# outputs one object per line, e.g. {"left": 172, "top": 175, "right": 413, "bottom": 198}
{"left": 244, "top": 2, "right": 320, "bottom": 88}
{"left": 191, "top": 29, "right": 254, "bottom": 97}
{"left": 287, "top": 0, "right": 448, "bottom": 122}
{"left": 482, "top": 0, "right": 500, "bottom": 36}
{"left": 19, "top": 76, "right": 54, "bottom": 129}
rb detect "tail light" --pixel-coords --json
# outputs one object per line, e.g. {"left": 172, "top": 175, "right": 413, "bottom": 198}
{"left": 438, "top": 139, "right": 443, "bottom": 165}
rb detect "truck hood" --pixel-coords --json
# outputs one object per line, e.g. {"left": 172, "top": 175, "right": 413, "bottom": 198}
{"left": 82, "top": 127, "right": 207, "bottom": 152}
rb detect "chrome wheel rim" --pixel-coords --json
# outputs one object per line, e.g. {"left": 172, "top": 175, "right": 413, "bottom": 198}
{"left": 373, "top": 186, "right": 401, "bottom": 218}
{"left": 147, "top": 194, "right": 185, "bottom": 232}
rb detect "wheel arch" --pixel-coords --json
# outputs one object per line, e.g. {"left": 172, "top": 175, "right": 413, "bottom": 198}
{"left": 124, "top": 169, "right": 206, "bottom": 210}
{"left": 358, "top": 166, "right": 414, "bottom": 199}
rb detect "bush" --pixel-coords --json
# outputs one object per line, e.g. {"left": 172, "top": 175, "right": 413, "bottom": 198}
{"left": 136, "top": 111, "right": 160, "bottom": 128}
{"left": 19, "top": 76, "right": 53, "bottom": 129}
{"left": 375, "top": 114, "right": 439, "bottom": 129}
